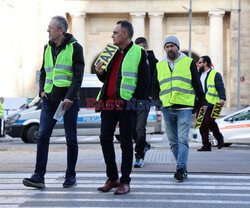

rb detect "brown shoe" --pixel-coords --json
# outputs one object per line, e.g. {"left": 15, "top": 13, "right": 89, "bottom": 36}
{"left": 114, "top": 183, "right": 130, "bottom": 195}
{"left": 97, "top": 179, "right": 119, "bottom": 192}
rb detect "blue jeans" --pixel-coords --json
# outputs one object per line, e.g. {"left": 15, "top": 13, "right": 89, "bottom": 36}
{"left": 35, "top": 98, "right": 79, "bottom": 177}
{"left": 162, "top": 107, "right": 192, "bottom": 172}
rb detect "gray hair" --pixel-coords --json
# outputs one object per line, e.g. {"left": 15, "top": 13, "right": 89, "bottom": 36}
{"left": 117, "top": 20, "right": 134, "bottom": 40}
{"left": 52, "top": 16, "right": 68, "bottom": 34}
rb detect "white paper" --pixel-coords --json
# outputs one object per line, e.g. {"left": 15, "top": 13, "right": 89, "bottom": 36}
{"left": 53, "top": 101, "right": 66, "bottom": 121}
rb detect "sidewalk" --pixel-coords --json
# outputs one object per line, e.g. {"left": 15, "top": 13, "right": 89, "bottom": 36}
{"left": 0, "top": 141, "right": 250, "bottom": 174}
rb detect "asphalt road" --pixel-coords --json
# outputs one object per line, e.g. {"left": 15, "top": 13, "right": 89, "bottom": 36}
{"left": 1, "top": 134, "right": 250, "bottom": 207}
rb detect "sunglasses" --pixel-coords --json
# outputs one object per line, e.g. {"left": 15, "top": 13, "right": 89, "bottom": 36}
{"left": 198, "top": 61, "right": 203, "bottom": 64}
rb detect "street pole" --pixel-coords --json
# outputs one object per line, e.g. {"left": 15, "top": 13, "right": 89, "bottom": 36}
{"left": 188, "top": 0, "right": 192, "bottom": 57}
{"left": 238, "top": 0, "right": 241, "bottom": 110}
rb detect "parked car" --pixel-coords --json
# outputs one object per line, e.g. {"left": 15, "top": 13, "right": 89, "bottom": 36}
{"left": 5, "top": 74, "right": 162, "bottom": 143}
{"left": 192, "top": 106, "right": 250, "bottom": 146}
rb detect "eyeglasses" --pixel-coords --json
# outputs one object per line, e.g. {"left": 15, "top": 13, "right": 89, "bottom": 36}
{"left": 198, "top": 61, "right": 202, "bottom": 64}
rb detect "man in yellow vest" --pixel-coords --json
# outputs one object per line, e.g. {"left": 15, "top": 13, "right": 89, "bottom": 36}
{"left": 197, "top": 56, "right": 226, "bottom": 151}
{"left": 153, "top": 36, "right": 207, "bottom": 182}
{"left": 0, "top": 97, "right": 5, "bottom": 137}
{"left": 95, "top": 21, "right": 150, "bottom": 194}
{"left": 23, "top": 16, "right": 84, "bottom": 189}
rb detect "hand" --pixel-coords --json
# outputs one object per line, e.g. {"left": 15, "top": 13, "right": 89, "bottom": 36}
{"left": 219, "top": 99, "right": 225, "bottom": 106}
{"left": 95, "top": 62, "right": 105, "bottom": 75}
{"left": 202, "top": 105, "right": 208, "bottom": 111}
{"left": 40, "top": 91, "right": 48, "bottom": 99}
{"left": 62, "top": 98, "right": 73, "bottom": 111}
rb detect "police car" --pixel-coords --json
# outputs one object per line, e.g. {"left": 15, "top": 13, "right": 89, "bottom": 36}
{"left": 5, "top": 74, "right": 162, "bottom": 143}
{"left": 192, "top": 106, "right": 250, "bottom": 146}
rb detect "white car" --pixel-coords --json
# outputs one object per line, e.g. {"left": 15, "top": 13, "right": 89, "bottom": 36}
{"left": 192, "top": 106, "right": 250, "bottom": 147}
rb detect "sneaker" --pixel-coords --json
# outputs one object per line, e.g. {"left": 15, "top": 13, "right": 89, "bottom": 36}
{"left": 174, "top": 169, "right": 188, "bottom": 182}
{"left": 217, "top": 137, "right": 224, "bottom": 149}
{"left": 23, "top": 173, "right": 45, "bottom": 189}
{"left": 134, "top": 158, "right": 144, "bottom": 168}
{"left": 197, "top": 146, "right": 211, "bottom": 151}
{"left": 63, "top": 174, "right": 77, "bottom": 188}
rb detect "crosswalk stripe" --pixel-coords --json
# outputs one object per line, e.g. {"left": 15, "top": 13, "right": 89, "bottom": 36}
{"left": 2, "top": 179, "right": 250, "bottom": 186}
{"left": 1, "top": 191, "right": 250, "bottom": 197}
{"left": 1, "top": 172, "right": 250, "bottom": 207}
{"left": 13, "top": 198, "right": 250, "bottom": 205}
{"left": 1, "top": 173, "right": 250, "bottom": 179}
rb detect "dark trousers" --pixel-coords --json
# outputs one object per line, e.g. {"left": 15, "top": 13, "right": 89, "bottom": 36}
{"left": 35, "top": 98, "right": 79, "bottom": 177}
{"left": 199, "top": 108, "right": 223, "bottom": 147}
{"left": 100, "top": 106, "right": 136, "bottom": 184}
{"left": 134, "top": 109, "right": 150, "bottom": 159}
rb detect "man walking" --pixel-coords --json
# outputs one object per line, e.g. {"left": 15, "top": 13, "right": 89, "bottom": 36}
{"left": 95, "top": 21, "right": 149, "bottom": 194}
{"left": 133, "top": 37, "right": 158, "bottom": 168}
{"left": 23, "top": 16, "right": 84, "bottom": 189}
{"left": 197, "top": 56, "right": 226, "bottom": 151}
{"left": 153, "top": 36, "right": 207, "bottom": 182}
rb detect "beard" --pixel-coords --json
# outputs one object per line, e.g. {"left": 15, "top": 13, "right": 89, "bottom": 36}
{"left": 167, "top": 51, "right": 178, "bottom": 60}
{"left": 199, "top": 66, "right": 205, "bottom": 73}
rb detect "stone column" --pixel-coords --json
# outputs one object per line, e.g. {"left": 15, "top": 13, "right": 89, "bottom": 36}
{"left": 130, "top": 12, "right": 146, "bottom": 40}
{"left": 148, "top": 12, "right": 164, "bottom": 60}
{"left": 70, "top": 12, "right": 86, "bottom": 50}
{"left": 209, "top": 10, "right": 225, "bottom": 75}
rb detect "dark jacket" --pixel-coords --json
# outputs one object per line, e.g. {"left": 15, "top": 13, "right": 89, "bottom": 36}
{"left": 152, "top": 58, "right": 207, "bottom": 109}
{"left": 39, "top": 33, "right": 84, "bottom": 101}
{"left": 201, "top": 69, "right": 226, "bottom": 109}
{"left": 96, "top": 41, "right": 150, "bottom": 106}
{"left": 147, "top": 50, "right": 158, "bottom": 98}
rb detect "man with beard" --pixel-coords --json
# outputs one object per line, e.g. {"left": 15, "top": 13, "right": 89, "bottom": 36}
{"left": 197, "top": 56, "right": 226, "bottom": 151}
{"left": 153, "top": 36, "right": 207, "bottom": 182}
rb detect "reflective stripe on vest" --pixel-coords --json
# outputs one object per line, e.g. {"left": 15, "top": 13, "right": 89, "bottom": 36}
{"left": 44, "top": 42, "right": 75, "bottom": 93}
{"left": 96, "top": 44, "right": 141, "bottom": 101}
{"left": 206, "top": 70, "right": 220, "bottom": 105}
{"left": 156, "top": 57, "right": 195, "bottom": 107}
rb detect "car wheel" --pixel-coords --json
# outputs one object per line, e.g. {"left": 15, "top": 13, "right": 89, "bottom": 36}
{"left": 223, "top": 143, "right": 232, "bottom": 147}
{"left": 26, "top": 125, "right": 39, "bottom": 143}
{"left": 209, "top": 133, "right": 218, "bottom": 147}
{"left": 21, "top": 135, "right": 29, "bottom": 143}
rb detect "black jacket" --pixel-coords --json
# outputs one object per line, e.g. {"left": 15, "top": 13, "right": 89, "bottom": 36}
{"left": 39, "top": 33, "right": 85, "bottom": 101}
{"left": 147, "top": 50, "right": 158, "bottom": 98}
{"left": 152, "top": 58, "right": 207, "bottom": 109}
{"left": 97, "top": 41, "right": 150, "bottom": 105}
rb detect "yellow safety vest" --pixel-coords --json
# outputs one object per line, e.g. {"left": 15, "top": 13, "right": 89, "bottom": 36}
{"left": 156, "top": 57, "right": 195, "bottom": 107}
{"left": 97, "top": 44, "right": 141, "bottom": 101}
{"left": 206, "top": 70, "right": 220, "bottom": 105}
{"left": 0, "top": 102, "right": 3, "bottom": 117}
{"left": 44, "top": 42, "right": 75, "bottom": 93}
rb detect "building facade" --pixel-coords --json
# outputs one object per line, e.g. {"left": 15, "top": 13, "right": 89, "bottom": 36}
{"left": 0, "top": 0, "right": 249, "bottom": 108}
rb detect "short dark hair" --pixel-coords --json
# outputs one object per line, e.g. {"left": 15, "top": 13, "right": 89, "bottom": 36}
{"left": 117, "top": 20, "right": 134, "bottom": 40}
{"left": 135, "top": 37, "right": 148, "bottom": 48}
{"left": 52, "top": 16, "right": 68, "bottom": 34}
{"left": 201, "top": 55, "right": 211, "bottom": 67}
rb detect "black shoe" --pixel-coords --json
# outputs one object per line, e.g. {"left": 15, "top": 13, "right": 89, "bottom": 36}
{"left": 63, "top": 175, "right": 77, "bottom": 188}
{"left": 217, "top": 137, "right": 224, "bottom": 149}
{"left": 23, "top": 173, "right": 45, "bottom": 189}
{"left": 174, "top": 169, "right": 187, "bottom": 182}
{"left": 197, "top": 146, "right": 211, "bottom": 151}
